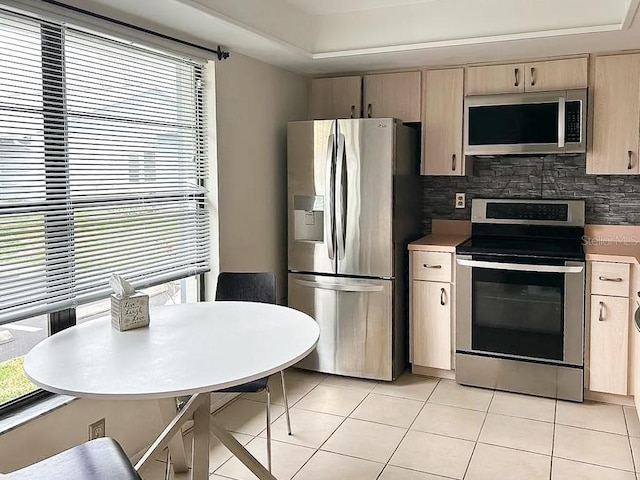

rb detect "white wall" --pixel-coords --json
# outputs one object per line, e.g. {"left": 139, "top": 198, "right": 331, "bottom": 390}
{"left": 0, "top": 53, "right": 307, "bottom": 472}
{"left": 208, "top": 52, "right": 308, "bottom": 302}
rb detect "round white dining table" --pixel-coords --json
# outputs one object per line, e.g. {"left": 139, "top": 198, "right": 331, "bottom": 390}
{"left": 23, "top": 301, "right": 320, "bottom": 480}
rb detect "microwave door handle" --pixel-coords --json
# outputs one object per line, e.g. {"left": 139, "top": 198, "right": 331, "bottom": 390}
{"left": 456, "top": 258, "right": 583, "bottom": 274}
{"left": 558, "top": 96, "right": 566, "bottom": 149}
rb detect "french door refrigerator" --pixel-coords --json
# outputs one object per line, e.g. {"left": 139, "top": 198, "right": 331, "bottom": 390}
{"left": 287, "top": 118, "right": 420, "bottom": 381}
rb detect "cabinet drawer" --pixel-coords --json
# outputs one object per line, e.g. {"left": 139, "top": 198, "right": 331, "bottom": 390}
{"left": 591, "top": 261, "right": 630, "bottom": 297}
{"left": 412, "top": 251, "right": 452, "bottom": 282}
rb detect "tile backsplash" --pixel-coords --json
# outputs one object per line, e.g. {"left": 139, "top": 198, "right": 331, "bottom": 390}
{"left": 421, "top": 155, "right": 640, "bottom": 234}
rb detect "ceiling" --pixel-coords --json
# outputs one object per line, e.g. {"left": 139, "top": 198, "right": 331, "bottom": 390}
{"left": 282, "top": 0, "right": 441, "bottom": 15}
{"left": 53, "top": 0, "right": 640, "bottom": 74}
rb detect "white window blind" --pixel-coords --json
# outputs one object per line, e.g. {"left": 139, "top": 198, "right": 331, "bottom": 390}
{"left": 0, "top": 10, "right": 209, "bottom": 324}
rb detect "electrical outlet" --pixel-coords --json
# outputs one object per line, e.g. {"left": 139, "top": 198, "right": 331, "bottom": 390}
{"left": 89, "top": 418, "right": 105, "bottom": 440}
{"left": 455, "top": 193, "right": 466, "bottom": 209}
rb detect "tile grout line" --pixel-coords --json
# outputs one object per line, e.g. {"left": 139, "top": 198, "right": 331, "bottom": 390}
{"left": 374, "top": 376, "right": 442, "bottom": 479}
{"left": 460, "top": 389, "right": 494, "bottom": 480}
{"left": 288, "top": 377, "right": 377, "bottom": 480}
{"left": 623, "top": 406, "right": 638, "bottom": 475}
{"left": 212, "top": 372, "right": 325, "bottom": 479}
{"left": 549, "top": 398, "right": 557, "bottom": 480}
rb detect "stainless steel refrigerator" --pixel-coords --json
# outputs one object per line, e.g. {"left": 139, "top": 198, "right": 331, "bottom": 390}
{"left": 287, "top": 118, "right": 420, "bottom": 381}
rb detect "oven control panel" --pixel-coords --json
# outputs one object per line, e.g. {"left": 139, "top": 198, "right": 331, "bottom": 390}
{"left": 471, "top": 199, "right": 585, "bottom": 227}
{"left": 486, "top": 202, "right": 568, "bottom": 221}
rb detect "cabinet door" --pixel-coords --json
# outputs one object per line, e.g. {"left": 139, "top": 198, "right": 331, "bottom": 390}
{"left": 588, "top": 54, "right": 640, "bottom": 175}
{"left": 634, "top": 300, "right": 640, "bottom": 413}
{"left": 363, "top": 72, "right": 421, "bottom": 122}
{"left": 524, "top": 58, "right": 588, "bottom": 92}
{"left": 412, "top": 281, "right": 452, "bottom": 370}
{"left": 589, "top": 295, "right": 629, "bottom": 395}
{"left": 309, "top": 76, "right": 362, "bottom": 120}
{"left": 422, "top": 68, "right": 464, "bottom": 176}
{"left": 466, "top": 63, "right": 525, "bottom": 95}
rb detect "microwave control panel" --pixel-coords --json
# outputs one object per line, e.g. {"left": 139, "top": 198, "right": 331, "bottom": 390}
{"left": 565, "top": 101, "right": 582, "bottom": 143}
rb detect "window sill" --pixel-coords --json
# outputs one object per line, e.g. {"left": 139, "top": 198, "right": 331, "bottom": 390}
{"left": 0, "top": 394, "right": 77, "bottom": 436}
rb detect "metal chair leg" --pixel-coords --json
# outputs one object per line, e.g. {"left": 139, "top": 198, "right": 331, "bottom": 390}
{"left": 266, "top": 385, "right": 272, "bottom": 473}
{"left": 280, "top": 371, "right": 292, "bottom": 435}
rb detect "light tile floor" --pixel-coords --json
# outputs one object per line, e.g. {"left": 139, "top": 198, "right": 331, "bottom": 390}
{"left": 142, "top": 370, "right": 640, "bottom": 480}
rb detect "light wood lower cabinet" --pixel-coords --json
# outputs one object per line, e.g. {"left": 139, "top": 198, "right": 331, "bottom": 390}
{"left": 634, "top": 300, "right": 640, "bottom": 413}
{"left": 412, "top": 281, "right": 452, "bottom": 370}
{"left": 634, "top": 299, "right": 640, "bottom": 413}
{"left": 589, "top": 294, "right": 629, "bottom": 395}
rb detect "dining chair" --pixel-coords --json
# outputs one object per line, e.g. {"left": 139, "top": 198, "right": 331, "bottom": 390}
{"left": 214, "top": 272, "right": 292, "bottom": 472}
{"left": 3, "top": 437, "right": 140, "bottom": 479}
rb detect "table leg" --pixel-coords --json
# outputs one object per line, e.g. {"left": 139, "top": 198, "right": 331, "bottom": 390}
{"left": 191, "top": 393, "right": 210, "bottom": 480}
{"left": 209, "top": 416, "right": 278, "bottom": 480}
{"left": 157, "top": 398, "right": 189, "bottom": 473}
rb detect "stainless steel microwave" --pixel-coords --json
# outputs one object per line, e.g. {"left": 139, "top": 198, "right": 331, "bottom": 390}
{"left": 464, "top": 89, "right": 587, "bottom": 156}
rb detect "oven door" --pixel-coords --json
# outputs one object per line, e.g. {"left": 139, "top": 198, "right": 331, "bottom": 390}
{"left": 456, "top": 255, "right": 585, "bottom": 366}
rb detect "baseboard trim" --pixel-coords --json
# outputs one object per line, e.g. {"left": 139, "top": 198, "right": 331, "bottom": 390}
{"left": 411, "top": 365, "right": 456, "bottom": 380}
{"left": 584, "top": 390, "right": 635, "bottom": 406}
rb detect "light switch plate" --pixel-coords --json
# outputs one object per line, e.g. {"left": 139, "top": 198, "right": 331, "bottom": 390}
{"left": 455, "top": 193, "right": 465, "bottom": 209}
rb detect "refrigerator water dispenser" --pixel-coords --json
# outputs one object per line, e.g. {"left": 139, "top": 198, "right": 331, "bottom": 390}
{"left": 293, "top": 195, "right": 324, "bottom": 241}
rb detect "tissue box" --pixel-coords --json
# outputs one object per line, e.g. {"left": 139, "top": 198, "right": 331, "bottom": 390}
{"left": 110, "top": 293, "right": 150, "bottom": 331}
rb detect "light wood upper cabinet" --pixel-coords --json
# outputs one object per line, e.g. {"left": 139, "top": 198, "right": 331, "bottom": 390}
{"left": 412, "top": 281, "right": 452, "bottom": 370}
{"left": 588, "top": 54, "right": 640, "bottom": 175}
{"left": 422, "top": 68, "right": 465, "bottom": 176}
{"left": 466, "top": 58, "right": 587, "bottom": 95}
{"left": 466, "top": 63, "right": 525, "bottom": 95}
{"left": 363, "top": 72, "right": 421, "bottom": 122}
{"left": 589, "top": 294, "right": 629, "bottom": 395}
{"left": 524, "top": 58, "right": 588, "bottom": 92}
{"left": 309, "top": 76, "right": 362, "bottom": 120}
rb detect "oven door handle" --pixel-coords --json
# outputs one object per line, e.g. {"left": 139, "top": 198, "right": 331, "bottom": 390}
{"left": 456, "top": 258, "right": 584, "bottom": 274}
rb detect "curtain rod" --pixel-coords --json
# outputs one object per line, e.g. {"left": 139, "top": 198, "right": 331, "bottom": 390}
{"left": 41, "top": 0, "right": 230, "bottom": 60}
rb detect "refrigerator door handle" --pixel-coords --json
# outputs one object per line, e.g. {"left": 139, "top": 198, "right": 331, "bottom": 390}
{"left": 335, "top": 133, "right": 347, "bottom": 260}
{"left": 325, "top": 133, "right": 336, "bottom": 260}
{"left": 294, "top": 278, "right": 384, "bottom": 293}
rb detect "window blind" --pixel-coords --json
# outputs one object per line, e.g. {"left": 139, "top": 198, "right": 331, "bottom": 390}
{"left": 0, "top": 10, "right": 209, "bottom": 324}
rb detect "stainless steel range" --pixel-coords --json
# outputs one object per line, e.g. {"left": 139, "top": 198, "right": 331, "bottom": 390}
{"left": 455, "top": 198, "right": 586, "bottom": 402}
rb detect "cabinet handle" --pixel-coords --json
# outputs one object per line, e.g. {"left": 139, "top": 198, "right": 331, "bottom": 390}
{"left": 514, "top": 68, "right": 520, "bottom": 87}
{"left": 530, "top": 67, "right": 536, "bottom": 86}
{"left": 367, "top": 103, "right": 372, "bottom": 118}
{"left": 440, "top": 288, "right": 446, "bottom": 306}
{"left": 350, "top": 105, "right": 355, "bottom": 118}
{"left": 598, "top": 301, "right": 605, "bottom": 321}
{"left": 423, "top": 264, "right": 442, "bottom": 269}
{"left": 628, "top": 150, "right": 633, "bottom": 170}
{"left": 598, "top": 276, "right": 623, "bottom": 282}
{"left": 452, "top": 154, "right": 457, "bottom": 171}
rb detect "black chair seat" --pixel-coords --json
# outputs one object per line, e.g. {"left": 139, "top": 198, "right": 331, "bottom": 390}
{"left": 218, "top": 376, "right": 269, "bottom": 393}
{"left": 7, "top": 437, "right": 139, "bottom": 480}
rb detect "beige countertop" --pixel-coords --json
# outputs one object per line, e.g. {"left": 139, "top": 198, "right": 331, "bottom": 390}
{"left": 408, "top": 219, "right": 470, "bottom": 252}
{"left": 408, "top": 234, "right": 469, "bottom": 252}
{"left": 584, "top": 225, "right": 640, "bottom": 266}
{"left": 585, "top": 243, "right": 640, "bottom": 266}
